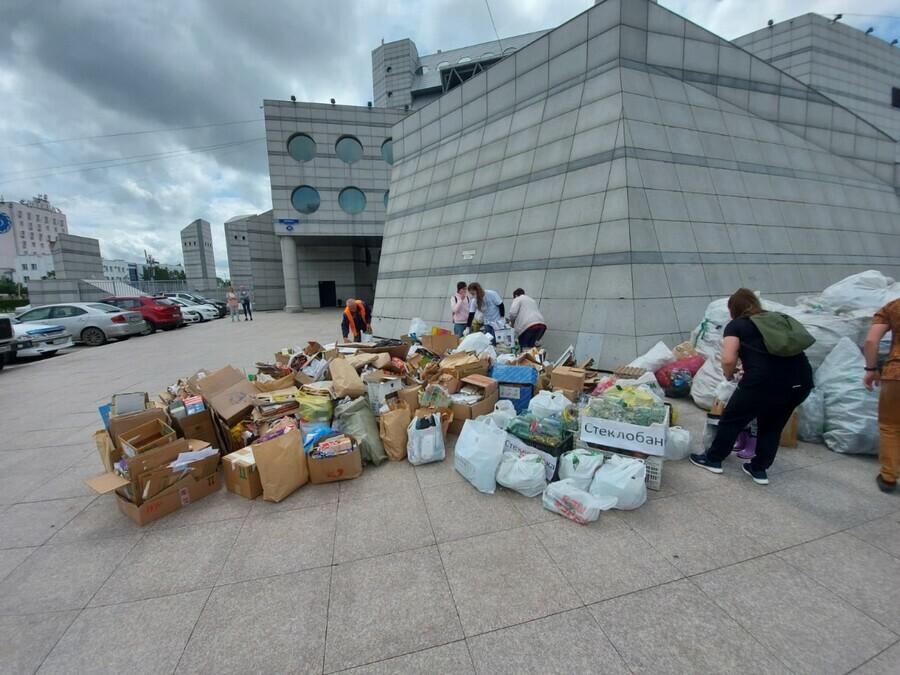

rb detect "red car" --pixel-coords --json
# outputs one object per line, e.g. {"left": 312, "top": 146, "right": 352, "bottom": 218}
{"left": 101, "top": 296, "right": 183, "bottom": 334}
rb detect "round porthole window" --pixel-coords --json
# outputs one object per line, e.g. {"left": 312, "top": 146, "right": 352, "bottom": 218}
{"left": 381, "top": 138, "right": 394, "bottom": 166}
{"left": 338, "top": 187, "right": 366, "bottom": 214}
{"left": 286, "top": 133, "right": 316, "bottom": 162}
{"left": 335, "top": 135, "right": 363, "bottom": 164}
{"left": 290, "top": 185, "right": 320, "bottom": 214}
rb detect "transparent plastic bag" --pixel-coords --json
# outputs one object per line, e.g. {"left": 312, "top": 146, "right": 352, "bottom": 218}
{"left": 665, "top": 426, "right": 692, "bottom": 461}
{"left": 590, "top": 455, "right": 647, "bottom": 510}
{"left": 528, "top": 390, "right": 568, "bottom": 419}
{"left": 496, "top": 452, "right": 547, "bottom": 497}
{"left": 406, "top": 414, "right": 446, "bottom": 465}
{"left": 558, "top": 449, "right": 604, "bottom": 491}
{"left": 454, "top": 419, "right": 506, "bottom": 493}
{"left": 542, "top": 479, "right": 617, "bottom": 524}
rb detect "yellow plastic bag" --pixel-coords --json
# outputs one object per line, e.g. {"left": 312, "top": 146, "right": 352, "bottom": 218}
{"left": 294, "top": 391, "right": 334, "bottom": 422}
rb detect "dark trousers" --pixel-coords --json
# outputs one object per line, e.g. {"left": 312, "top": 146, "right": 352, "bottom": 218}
{"left": 707, "top": 382, "right": 811, "bottom": 470}
{"left": 518, "top": 325, "right": 546, "bottom": 349}
{"left": 241, "top": 300, "right": 252, "bottom": 319}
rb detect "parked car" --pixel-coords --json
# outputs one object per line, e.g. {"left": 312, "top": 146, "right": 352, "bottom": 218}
{"left": 163, "top": 292, "right": 227, "bottom": 317}
{"left": 180, "top": 308, "right": 203, "bottom": 324}
{"left": 168, "top": 297, "right": 219, "bottom": 322}
{"left": 0, "top": 315, "right": 14, "bottom": 369}
{"left": 11, "top": 319, "right": 74, "bottom": 358}
{"left": 101, "top": 296, "right": 183, "bottom": 334}
{"left": 16, "top": 302, "right": 146, "bottom": 346}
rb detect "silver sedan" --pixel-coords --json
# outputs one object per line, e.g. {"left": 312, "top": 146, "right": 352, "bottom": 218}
{"left": 16, "top": 302, "right": 146, "bottom": 346}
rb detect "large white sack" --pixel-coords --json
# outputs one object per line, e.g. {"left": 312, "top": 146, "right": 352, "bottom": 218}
{"left": 528, "top": 390, "right": 569, "bottom": 419}
{"left": 496, "top": 452, "right": 547, "bottom": 497}
{"left": 797, "top": 386, "right": 825, "bottom": 444}
{"left": 558, "top": 449, "right": 604, "bottom": 491}
{"left": 454, "top": 419, "right": 507, "bottom": 493}
{"left": 690, "top": 298, "right": 731, "bottom": 360}
{"left": 691, "top": 357, "right": 725, "bottom": 410}
{"left": 627, "top": 340, "right": 677, "bottom": 372}
{"left": 814, "top": 338, "right": 879, "bottom": 455}
{"left": 455, "top": 331, "right": 494, "bottom": 354}
{"left": 798, "top": 270, "right": 899, "bottom": 313}
{"left": 589, "top": 454, "right": 647, "bottom": 510}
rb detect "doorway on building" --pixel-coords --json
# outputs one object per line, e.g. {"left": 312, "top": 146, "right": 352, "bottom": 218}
{"left": 318, "top": 280, "right": 337, "bottom": 308}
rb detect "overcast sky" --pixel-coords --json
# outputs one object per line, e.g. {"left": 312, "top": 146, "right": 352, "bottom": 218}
{"left": 0, "top": 0, "right": 897, "bottom": 277}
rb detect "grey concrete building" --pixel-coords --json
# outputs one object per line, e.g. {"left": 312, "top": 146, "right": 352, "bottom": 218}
{"left": 180, "top": 219, "right": 216, "bottom": 283}
{"left": 224, "top": 210, "right": 285, "bottom": 311}
{"left": 51, "top": 234, "right": 104, "bottom": 280}
{"left": 371, "top": 0, "right": 900, "bottom": 367}
{"left": 264, "top": 101, "right": 407, "bottom": 311}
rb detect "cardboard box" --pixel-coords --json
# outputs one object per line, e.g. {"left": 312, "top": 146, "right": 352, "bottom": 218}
{"left": 171, "top": 400, "right": 221, "bottom": 449}
{"left": 107, "top": 407, "right": 169, "bottom": 453}
{"left": 207, "top": 379, "right": 257, "bottom": 427}
{"left": 116, "top": 471, "right": 221, "bottom": 526}
{"left": 222, "top": 447, "right": 262, "bottom": 499}
{"left": 420, "top": 333, "right": 459, "bottom": 355}
{"left": 363, "top": 373, "right": 405, "bottom": 414}
{"left": 491, "top": 365, "right": 539, "bottom": 414}
{"left": 414, "top": 406, "right": 453, "bottom": 438}
{"left": 188, "top": 366, "right": 246, "bottom": 397}
{"left": 551, "top": 366, "right": 587, "bottom": 393}
{"left": 395, "top": 384, "right": 422, "bottom": 412}
{"left": 358, "top": 344, "right": 410, "bottom": 361}
{"left": 308, "top": 443, "right": 363, "bottom": 484}
{"left": 780, "top": 410, "right": 798, "bottom": 448}
{"left": 440, "top": 352, "right": 489, "bottom": 380}
{"left": 118, "top": 419, "right": 177, "bottom": 458}
{"left": 448, "top": 375, "right": 499, "bottom": 436}
{"left": 93, "top": 429, "right": 120, "bottom": 473}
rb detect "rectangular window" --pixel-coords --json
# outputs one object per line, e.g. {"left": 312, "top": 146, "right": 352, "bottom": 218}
{"left": 27, "top": 213, "right": 31, "bottom": 220}
{"left": 23, "top": 276, "right": 29, "bottom": 281}
{"left": 21, "top": 264, "right": 27, "bottom": 271}
{"left": 17, "top": 211, "right": 21, "bottom": 218}
{"left": 31, "top": 263, "right": 37, "bottom": 270}
{"left": 44, "top": 216, "right": 48, "bottom": 223}
{"left": 893, "top": 87, "right": 900, "bottom": 109}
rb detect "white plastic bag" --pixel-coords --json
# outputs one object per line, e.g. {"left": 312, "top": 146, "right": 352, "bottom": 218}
{"left": 614, "top": 372, "right": 665, "bottom": 402}
{"left": 456, "top": 331, "right": 494, "bottom": 354}
{"left": 798, "top": 270, "right": 899, "bottom": 313}
{"left": 590, "top": 454, "right": 647, "bottom": 510}
{"left": 714, "top": 380, "right": 737, "bottom": 406}
{"left": 797, "top": 387, "right": 825, "bottom": 443}
{"left": 496, "top": 452, "right": 547, "bottom": 497}
{"left": 814, "top": 338, "right": 879, "bottom": 455}
{"left": 528, "top": 390, "right": 568, "bottom": 419}
{"left": 665, "top": 426, "right": 692, "bottom": 461}
{"left": 690, "top": 357, "right": 725, "bottom": 410}
{"left": 454, "top": 419, "right": 507, "bottom": 493}
{"left": 558, "top": 449, "right": 604, "bottom": 491}
{"left": 406, "top": 414, "right": 446, "bottom": 465}
{"left": 628, "top": 340, "right": 677, "bottom": 372}
{"left": 408, "top": 318, "right": 429, "bottom": 339}
{"left": 542, "top": 479, "right": 617, "bottom": 524}
{"left": 476, "top": 400, "right": 517, "bottom": 430}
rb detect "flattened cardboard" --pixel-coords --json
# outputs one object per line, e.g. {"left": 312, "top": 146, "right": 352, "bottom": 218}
{"left": 84, "top": 472, "right": 130, "bottom": 494}
{"left": 420, "top": 334, "right": 459, "bottom": 355}
{"left": 116, "top": 471, "right": 221, "bottom": 526}
{"left": 222, "top": 447, "right": 262, "bottom": 499}
{"left": 358, "top": 344, "right": 410, "bottom": 361}
{"left": 207, "top": 379, "right": 257, "bottom": 427}
{"left": 780, "top": 410, "right": 798, "bottom": 448}
{"left": 189, "top": 366, "right": 246, "bottom": 397}
{"left": 94, "top": 429, "right": 120, "bottom": 474}
{"left": 440, "top": 352, "right": 488, "bottom": 379}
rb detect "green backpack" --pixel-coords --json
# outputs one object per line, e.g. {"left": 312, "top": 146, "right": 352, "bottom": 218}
{"left": 748, "top": 311, "right": 815, "bottom": 357}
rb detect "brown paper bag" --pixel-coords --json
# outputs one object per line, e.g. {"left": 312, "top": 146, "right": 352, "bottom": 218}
{"left": 379, "top": 404, "right": 411, "bottom": 461}
{"left": 252, "top": 429, "right": 309, "bottom": 502}
{"left": 329, "top": 358, "right": 365, "bottom": 398}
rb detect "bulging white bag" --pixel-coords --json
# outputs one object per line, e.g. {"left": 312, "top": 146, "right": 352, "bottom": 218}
{"left": 590, "top": 454, "right": 647, "bottom": 510}
{"left": 454, "top": 419, "right": 507, "bottom": 493}
{"left": 456, "top": 331, "right": 494, "bottom": 354}
{"left": 714, "top": 380, "right": 737, "bottom": 406}
{"left": 496, "top": 452, "right": 547, "bottom": 497}
{"left": 797, "top": 387, "right": 825, "bottom": 443}
{"left": 628, "top": 340, "right": 677, "bottom": 372}
{"left": 558, "top": 449, "right": 604, "bottom": 491}
{"left": 528, "top": 390, "right": 568, "bottom": 419}
{"left": 542, "top": 479, "right": 618, "bottom": 524}
{"left": 476, "top": 400, "right": 517, "bottom": 430}
{"left": 691, "top": 357, "right": 725, "bottom": 410}
{"left": 406, "top": 414, "right": 446, "bottom": 466}
{"left": 408, "top": 317, "right": 429, "bottom": 338}
{"left": 665, "top": 426, "right": 692, "bottom": 461}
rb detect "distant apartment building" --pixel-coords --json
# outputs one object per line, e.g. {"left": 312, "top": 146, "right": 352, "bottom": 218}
{"left": 0, "top": 194, "right": 69, "bottom": 283}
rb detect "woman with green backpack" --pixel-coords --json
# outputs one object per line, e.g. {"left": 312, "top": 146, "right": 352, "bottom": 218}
{"left": 691, "top": 288, "right": 814, "bottom": 484}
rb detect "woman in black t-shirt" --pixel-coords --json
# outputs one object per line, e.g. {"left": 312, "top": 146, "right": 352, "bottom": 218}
{"left": 691, "top": 289, "right": 813, "bottom": 484}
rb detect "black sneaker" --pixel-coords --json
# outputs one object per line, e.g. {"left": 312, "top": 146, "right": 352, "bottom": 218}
{"left": 742, "top": 463, "right": 769, "bottom": 485}
{"left": 690, "top": 453, "right": 723, "bottom": 474}
{"left": 876, "top": 475, "right": 897, "bottom": 493}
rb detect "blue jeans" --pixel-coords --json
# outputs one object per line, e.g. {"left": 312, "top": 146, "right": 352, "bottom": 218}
{"left": 453, "top": 323, "right": 466, "bottom": 336}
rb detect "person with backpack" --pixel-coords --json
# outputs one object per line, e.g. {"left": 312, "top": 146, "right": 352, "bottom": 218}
{"left": 863, "top": 298, "right": 900, "bottom": 493}
{"left": 690, "top": 288, "right": 814, "bottom": 484}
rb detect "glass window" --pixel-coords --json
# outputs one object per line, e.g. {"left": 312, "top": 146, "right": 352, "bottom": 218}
{"left": 383, "top": 191, "right": 389, "bottom": 208}
{"left": 482, "top": 51, "right": 495, "bottom": 58}
{"left": 335, "top": 135, "right": 363, "bottom": 164}
{"left": 287, "top": 133, "right": 316, "bottom": 162}
{"left": 88, "top": 303, "right": 121, "bottom": 313}
{"left": 381, "top": 138, "right": 394, "bottom": 165}
{"left": 290, "top": 185, "right": 321, "bottom": 214}
{"left": 30, "top": 263, "right": 37, "bottom": 270}
{"left": 50, "top": 306, "right": 86, "bottom": 318}
{"left": 20, "top": 307, "right": 54, "bottom": 321}
{"left": 414, "top": 65, "right": 430, "bottom": 75}
{"left": 338, "top": 187, "right": 366, "bottom": 214}
{"left": 21, "top": 264, "right": 27, "bottom": 270}
{"left": 458, "top": 56, "right": 471, "bottom": 63}
{"left": 437, "top": 61, "right": 450, "bottom": 68}
{"left": 503, "top": 47, "right": 517, "bottom": 54}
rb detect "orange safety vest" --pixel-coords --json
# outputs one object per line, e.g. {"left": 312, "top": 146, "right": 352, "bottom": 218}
{"left": 344, "top": 301, "right": 368, "bottom": 338}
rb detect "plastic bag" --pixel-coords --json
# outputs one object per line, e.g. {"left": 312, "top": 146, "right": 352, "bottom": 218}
{"left": 656, "top": 355, "right": 706, "bottom": 388}
{"left": 542, "top": 479, "right": 617, "bottom": 524}
{"left": 814, "top": 338, "right": 879, "bottom": 454}
{"left": 664, "top": 369, "right": 693, "bottom": 398}
{"left": 496, "top": 452, "right": 547, "bottom": 497}
{"left": 476, "top": 400, "right": 517, "bottom": 429}
{"left": 797, "top": 270, "right": 899, "bottom": 313}
{"left": 528, "top": 390, "right": 568, "bottom": 419}
{"left": 406, "top": 414, "right": 446, "bottom": 465}
{"left": 797, "top": 387, "right": 825, "bottom": 443}
{"left": 690, "top": 298, "right": 731, "bottom": 361}
{"left": 408, "top": 317, "right": 430, "bottom": 339}
{"left": 558, "top": 449, "right": 604, "bottom": 491}
{"left": 333, "top": 397, "right": 388, "bottom": 465}
{"left": 454, "top": 419, "right": 506, "bottom": 493}
{"left": 691, "top": 357, "right": 725, "bottom": 410}
{"left": 456, "top": 331, "right": 494, "bottom": 354}
{"left": 628, "top": 340, "right": 677, "bottom": 372}
{"left": 665, "top": 426, "right": 692, "bottom": 461}
{"left": 294, "top": 392, "right": 334, "bottom": 422}
{"left": 590, "top": 454, "right": 647, "bottom": 510}
{"left": 714, "top": 380, "right": 737, "bottom": 407}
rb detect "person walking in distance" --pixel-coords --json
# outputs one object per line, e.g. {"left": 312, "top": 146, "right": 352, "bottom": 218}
{"left": 226, "top": 286, "right": 239, "bottom": 323}
{"left": 863, "top": 297, "right": 900, "bottom": 493}
{"left": 450, "top": 281, "right": 468, "bottom": 337}
{"left": 239, "top": 285, "right": 253, "bottom": 321}
{"left": 342, "top": 298, "right": 371, "bottom": 343}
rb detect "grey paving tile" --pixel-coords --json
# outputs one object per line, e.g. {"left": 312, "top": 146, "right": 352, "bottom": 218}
{"left": 0, "top": 546, "right": 35, "bottom": 583}
{"left": 532, "top": 516, "right": 683, "bottom": 604}
{"left": 334, "top": 491, "right": 434, "bottom": 563}
{"left": 45, "top": 493, "right": 144, "bottom": 546}
{"left": 440, "top": 526, "right": 581, "bottom": 637}
{"left": 0, "top": 611, "right": 79, "bottom": 675}
{"left": 338, "top": 460, "right": 421, "bottom": 502}
{"left": 0, "top": 536, "right": 136, "bottom": 615}
{"left": 38, "top": 589, "right": 209, "bottom": 675}
{"left": 851, "top": 640, "right": 900, "bottom": 675}
{"left": 777, "top": 532, "right": 900, "bottom": 633}
{"left": 18, "top": 463, "right": 102, "bottom": 503}
{"left": 325, "top": 546, "right": 462, "bottom": 672}
{"left": 848, "top": 512, "right": 900, "bottom": 559}
{"left": 90, "top": 519, "right": 241, "bottom": 606}
{"left": 615, "top": 493, "right": 766, "bottom": 575}
{"left": 150, "top": 487, "right": 252, "bottom": 531}
{"left": 423, "top": 480, "right": 527, "bottom": 543}
{"left": 218, "top": 503, "right": 335, "bottom": 585}
{"left": 248, "top": 480, "right": 340, "bottom": 515}
{"left": 694, "top": 554, "right": 897, "bottom": 675}
{"left": 649, "top": 455, "right": 745, "bottom": 496}
{"left": 176, "top": 568, "right": 330, "bottom": 675}
{"left": 0, "top": 497, "right": 94, "bottom": 548}
{"left": 765, "top": 442, "right": 840, "bottom": 474}
{"left": 589, "top": 578, "right": 790, "bottom": 674}
{"left": 336, "top": 641, "right": 473, "bottom": 675}
{"left": 467, "top": 607, "right": 630, "bottom": 674}
{"left": 414, "top": 449, "right": 466, "bottom": 489}
{"left": 500, "top": 488, "right": 556, "bottom": 524}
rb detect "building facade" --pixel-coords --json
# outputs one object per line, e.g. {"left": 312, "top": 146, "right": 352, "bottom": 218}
{"left": 102, "top": 258, "right": 131, "bottom": 281}
{"left": 224, "top": 210, "right": 285, "bottom": 310}
{"left": 180, "top": 219, "right": 217, "bottom": 283}
{"left": 371, "top": 0, "right": 900, "bottom": 367}
{"left": 0, "top": 195, "right": 68, "bottom": 283}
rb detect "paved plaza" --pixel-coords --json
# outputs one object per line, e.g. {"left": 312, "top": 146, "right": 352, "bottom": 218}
{"left": 0, "top": 309, "right": 898, "bottom": 674}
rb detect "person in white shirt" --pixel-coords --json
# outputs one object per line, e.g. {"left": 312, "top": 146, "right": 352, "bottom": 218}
{"left": 508, "top": 288, "right": 546, "bottom": 348}
{"left": 465, "top": 282, "right": 504, "bottom": 339}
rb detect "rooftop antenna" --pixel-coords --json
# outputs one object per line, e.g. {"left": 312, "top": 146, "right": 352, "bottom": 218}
{"left": 832, "top": 14, "right": 842, "bottom": 23}
{"left": 767, "top": 19, "right": 774, "bottom": 27}
{"left": 865, "top": 27, "right": 874, "bottom": 35}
